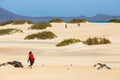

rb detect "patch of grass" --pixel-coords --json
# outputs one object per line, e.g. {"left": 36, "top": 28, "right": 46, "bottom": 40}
{"left": 28, "top": 22, "right": 52, "bottom": 30}
{"left": 0, "top": 20, "right": 33, "bottom": 26}
{"left": 48, "top": 18, "right": 65, "bottom": 23}
{"left": 83, "top": 37, "right": 111, "bottom": 45}
{"left": 56, "top": 39, "right": 81, "bottom": 47}
{"left": 0, "top": 20, "right": 14, "bottom": 26}
{"left": 108, "top": 19, "right": 120, "bottom": 23}
{"left": 24, "top": 34, "right": 37, "bottom": 40}
{"left": 12, "top": 20, "right": 33, "bottom": 25}
{"left": 24, "top": 31, "right": 57, "bottom": 40}
{"left": 26, "top": 20, "right": 33, "bottom": 24}
{"left": 69, "top": 18, "right": 88, "bottom": 23}
{"left": 0, "top": 28, "right": 23, "bottom": 35}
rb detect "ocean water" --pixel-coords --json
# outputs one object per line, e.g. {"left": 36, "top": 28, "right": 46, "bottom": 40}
{"left": 91, "top": 21, "right": 108, "bottom": 23}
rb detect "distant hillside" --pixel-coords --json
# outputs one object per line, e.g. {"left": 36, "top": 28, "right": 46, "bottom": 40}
{"left": 0, "top": 7, "right": 120, "bottom": 22}
{"left": 0, "top": 7, "right": 54, "bottom": 22}
{"left": 0, "top": 7, "right": 22, "bottom": 20}
{"left": 89, "top": 14, "right": 120, "bottom": 22}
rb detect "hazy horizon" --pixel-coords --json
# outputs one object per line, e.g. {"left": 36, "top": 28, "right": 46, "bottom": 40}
{"left": 0, "top": 0, "right": 120, "bottom": 17}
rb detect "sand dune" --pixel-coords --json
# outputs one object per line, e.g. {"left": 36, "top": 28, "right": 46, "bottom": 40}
{"left": 0, "top": 23, "right": 120, "bottom": 80}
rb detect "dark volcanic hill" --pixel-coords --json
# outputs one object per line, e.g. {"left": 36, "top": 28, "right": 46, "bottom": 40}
{"left": 0, "top": 7, "right": 55, "bottom": 22}
{"left": 0, "top": 7, "right": 120, "bottom": 22}
{"left": 0, "top": 7, "right": 22, "bottom": 21}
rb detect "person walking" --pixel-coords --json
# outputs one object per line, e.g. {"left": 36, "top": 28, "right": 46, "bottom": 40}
{"left": 65, "top": 24, "right": 67, "bottom": 29}
{"left": 27, "top": 51, "right": 35, "bottom": 68}
{"left": 78, "top": 23, "right": 80, "bottom": 27}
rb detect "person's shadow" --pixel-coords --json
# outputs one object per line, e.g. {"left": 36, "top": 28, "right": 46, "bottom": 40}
{"left": 94, "top": 63, "right": 111, "bottom": 70}
{"left": 0, "top": 61, "right": 23, "bottom": 68}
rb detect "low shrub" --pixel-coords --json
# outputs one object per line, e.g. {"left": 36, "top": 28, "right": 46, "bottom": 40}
{"left": 28, "top": 22, "right": 52, "bottom": 30}
{"left": 0, "top": 20, "right": 33, "bottom": 26}
{"left": 12, "top": 20, "right": 33, "bottom": 25}
{"left": 69, "top": 18, "right": 88, "bottom": 23}
{"left": 0, "top": 20, "right": 14, "bottom": 26}
{"left": 24, "top": 31, "right": 57, "bottom": 40}
{"left": 56, "top": 39, "right": 81, "bottom": 47}
{"left": 108, "top": 19, "right": 120, "bottom": 23}
{"left": 24, "top": 34, "right": 37, "bottom": 40}
{"left": 26, "top": 20, "right": 33, "bottom": 24}
{"left": 0, "top": 28, "right": 23, "bottom": 35}
{"left": 83, "top": 37, "right": 111, "bottom": 45}
{"left": 48, "top": 18, "right": 65, "bottom": 23}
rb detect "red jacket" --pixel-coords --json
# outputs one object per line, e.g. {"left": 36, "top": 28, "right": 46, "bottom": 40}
{"left": 29, "top": 53, "right": 35, "bottom": 61}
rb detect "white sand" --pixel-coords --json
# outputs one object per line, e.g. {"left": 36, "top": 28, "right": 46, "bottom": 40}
{"left": 0, "top": 23, "right": 120, "bottom": 80}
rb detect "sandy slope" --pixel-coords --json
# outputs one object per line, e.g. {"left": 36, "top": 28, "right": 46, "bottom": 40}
{"left": 0, "top": 65, "right": 120, "bottom": 80}
{"left": 0, "top": 23, "right": 120, "bottom": 80}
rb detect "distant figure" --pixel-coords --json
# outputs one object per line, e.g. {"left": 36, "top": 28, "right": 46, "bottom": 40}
{"left": 65, "top": 24, "right": 67, "bottom": 28}
{"left": 27, "top": 51, "right": 35, "bottom": 68}
{"left": 94, "top": 63, "right": 111, "bottom": 70}
{"left": 78, "top": 23, "right": 80, "bottom": 27}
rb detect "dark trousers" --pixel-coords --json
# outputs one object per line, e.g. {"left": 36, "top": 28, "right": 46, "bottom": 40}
{"left": 30, "top": 60, "right": 34, "bottom": 66}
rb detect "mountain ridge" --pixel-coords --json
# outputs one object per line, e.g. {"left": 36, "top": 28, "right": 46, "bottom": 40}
{"left": 0, "top": 7, "right": 120, "bottom": 22}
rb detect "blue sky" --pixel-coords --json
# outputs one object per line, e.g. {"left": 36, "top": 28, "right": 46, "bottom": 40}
{"left": 0, "top": 0, "right": 120, "bottom": 17}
